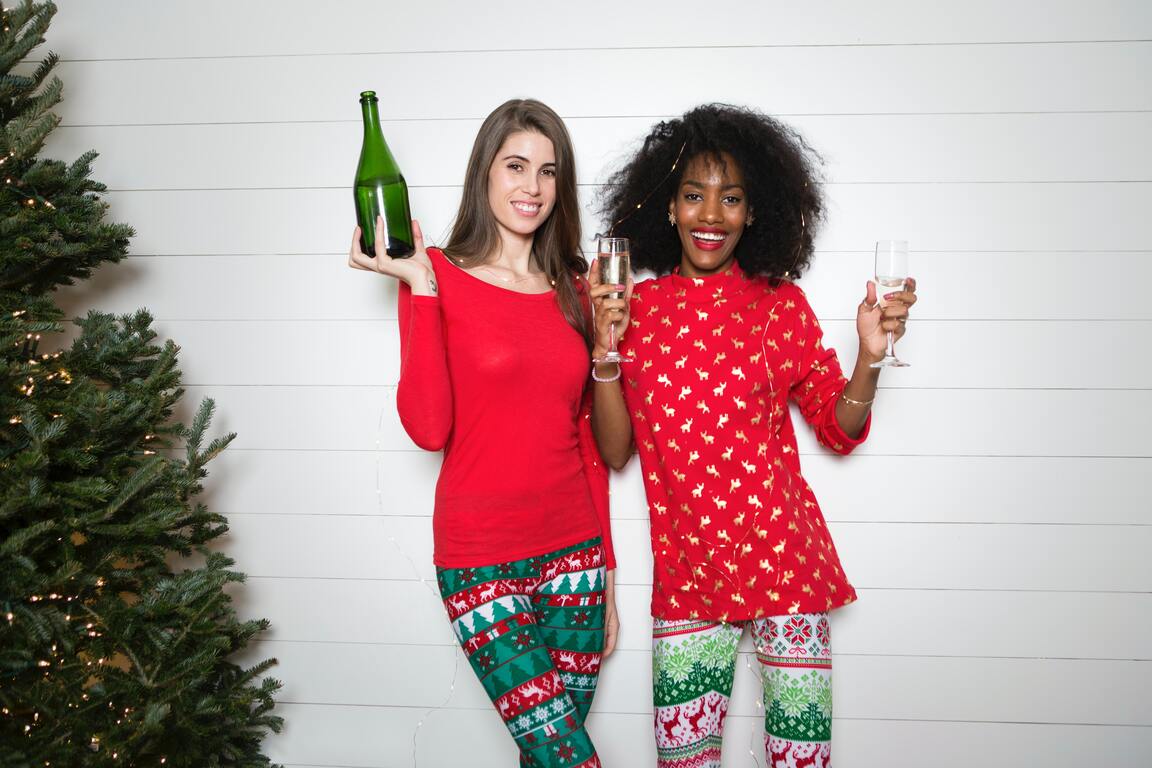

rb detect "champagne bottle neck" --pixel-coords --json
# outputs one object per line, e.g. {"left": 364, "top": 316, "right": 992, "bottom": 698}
{"left": 356, "top": 95, "right": 401, "bottom": 180}
{"left": 361, "top": 100, "right": 382, "bottom": 137}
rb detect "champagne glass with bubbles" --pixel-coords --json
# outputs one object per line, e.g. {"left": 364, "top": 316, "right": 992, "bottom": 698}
{"left": 594, "top": 237, "right": 631, "bottom": 365}
{"left": 871, "top": 240, "right": 911, "bottom": 368}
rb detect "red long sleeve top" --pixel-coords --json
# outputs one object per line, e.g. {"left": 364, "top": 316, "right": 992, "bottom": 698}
{"left": 618, "top": 262, "right": 865, "bottom": 621}
{"left": 396, "top": 247, "right": 614, "bottom": 569}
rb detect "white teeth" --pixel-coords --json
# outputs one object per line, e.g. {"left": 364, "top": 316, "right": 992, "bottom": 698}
{"left": 693, "top": 231, "right": 726, "bottom": 241}
{"left": 513, "top": 202, "right": 540, "bottom": 213}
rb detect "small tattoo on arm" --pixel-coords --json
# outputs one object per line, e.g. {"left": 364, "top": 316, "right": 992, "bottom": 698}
{"left": 428, "top": 278, "right": 438, "bottom": 295}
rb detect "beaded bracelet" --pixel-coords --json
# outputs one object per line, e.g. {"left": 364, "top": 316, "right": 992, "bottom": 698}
{"left": 840, "top": 392, "right": 874, "bottom": 407}
{"left": 591, "top": 364, "right": 621, "bottom": 383}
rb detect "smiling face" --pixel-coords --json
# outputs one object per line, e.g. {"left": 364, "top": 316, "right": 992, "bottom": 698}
{"left": 669, "top": 152, "right": 751, "bottom": 277}
{"left": 486, "top": 130, "right": 557, "bottom": 243}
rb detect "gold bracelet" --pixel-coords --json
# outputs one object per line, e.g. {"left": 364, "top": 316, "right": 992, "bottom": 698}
{"left": 840, "top": 392, "right": 874, "bottom": 407}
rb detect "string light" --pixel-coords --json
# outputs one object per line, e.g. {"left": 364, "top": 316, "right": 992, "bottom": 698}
{"left": 6, "top": 307, "right": 255, "bottom": 761}
{"left": 744, "top": 650, "right": 764, "bottom": 767}
{"left": 374, "top": 405, "right": 461, "bottom": 767}
{"left": 606, "top": 139, "right": 688, "bottom": 237}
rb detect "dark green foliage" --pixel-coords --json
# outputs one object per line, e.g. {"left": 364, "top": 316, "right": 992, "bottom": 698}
{"left": 0, "top": 3, "right": 282, "bottom": 765}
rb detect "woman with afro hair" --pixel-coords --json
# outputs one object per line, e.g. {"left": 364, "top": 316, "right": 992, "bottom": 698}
{"left": 586, "top": 104, "right": 917, "bottom": 767}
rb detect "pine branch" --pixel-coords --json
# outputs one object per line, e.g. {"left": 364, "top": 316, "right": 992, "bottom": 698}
{"left": 0, "top": 4, "right": 281, "bottom": 762}
{"left": 97, "top": 456, "right": 165, "bottom": 521}
{"left": 0, "top": 2, "right": 55, "bottom": 81}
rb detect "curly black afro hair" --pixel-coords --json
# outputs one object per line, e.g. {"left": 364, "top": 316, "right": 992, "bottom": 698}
{"left": 598, "top": 103, "right": 824, "bottom": 279}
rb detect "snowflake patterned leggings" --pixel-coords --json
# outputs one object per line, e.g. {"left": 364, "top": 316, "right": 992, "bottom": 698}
{"left": 437, "top": 538, "right": 606, "bottom": 768}
{"left": 652, "top": 613, "right": 832, "bottom": 768}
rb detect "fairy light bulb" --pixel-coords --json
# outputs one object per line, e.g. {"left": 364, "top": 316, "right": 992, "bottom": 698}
{"left": 744, "top": 652, "right": 764, "bottom": 766}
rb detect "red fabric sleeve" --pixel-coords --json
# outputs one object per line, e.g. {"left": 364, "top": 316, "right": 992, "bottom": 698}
{"left": 786, "top": 287, "right": 870, "bottom": 455}
{"left": 577, "top": 387, "right": 615, "bottom": 569}
{"left": 396, "top": 282, "right": 453, "bottom": 451}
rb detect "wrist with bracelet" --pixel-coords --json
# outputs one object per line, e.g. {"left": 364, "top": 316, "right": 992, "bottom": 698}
{"left": 840, "top": 392, "right": 874, "bottom": 407}
{"left": 591, "top": 361, "right": 621, "bottom": 383}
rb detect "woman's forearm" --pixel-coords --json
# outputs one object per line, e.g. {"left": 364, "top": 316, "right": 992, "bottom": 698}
{"left": 591, "top": 363, "right": 634, "bottom": 469}
{"left": 835, "top": 347, "right": 881, "bottom": 439}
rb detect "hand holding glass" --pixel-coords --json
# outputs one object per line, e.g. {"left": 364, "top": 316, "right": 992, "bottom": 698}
{"left": 871, "top": 240, "right": 910, "bottom": 368}
{"left": 594, "top": 237, "right": 630, "bottom": 365}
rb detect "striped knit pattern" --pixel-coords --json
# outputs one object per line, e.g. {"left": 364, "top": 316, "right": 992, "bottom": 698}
{"left": 438, "top": 538, "right": 606, "bottom": 768}
{"left": 653, "top": 619, "right": 739, "bottom": 768}
{"left": 753, "top": 614, "right": 832, "bottom": 766}
{"left": 652, "top": 613, "right": 832, "bottom": 768}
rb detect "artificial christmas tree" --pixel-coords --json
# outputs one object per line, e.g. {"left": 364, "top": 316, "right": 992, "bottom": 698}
{"left": 0, "top": 2, "right": 282, "bottom": 765}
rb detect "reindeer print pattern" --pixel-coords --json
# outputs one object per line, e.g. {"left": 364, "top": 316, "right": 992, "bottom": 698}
{"left": 653, "top": 613, "right": 831, "bottom": 768}
{"left": 437, "top": 538, "right": 606, "bottom": 767}
{"left": 619, "top": 263, "right": 864, "bottom": 621}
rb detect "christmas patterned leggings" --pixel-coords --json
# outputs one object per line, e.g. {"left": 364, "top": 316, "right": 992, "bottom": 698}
{"left": 652, "top": 613, "right": 832, "bottom": 768}
{"left": 437, "top": 538, "right": 607, "bottom": 768}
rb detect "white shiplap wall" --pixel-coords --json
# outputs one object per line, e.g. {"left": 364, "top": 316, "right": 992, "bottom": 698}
{"left": 47, "top": 2, "right": 1152, "bottom": 766}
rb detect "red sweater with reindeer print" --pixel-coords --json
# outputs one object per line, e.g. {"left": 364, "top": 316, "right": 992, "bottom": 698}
{"left": 618, "top": 261, "right": 866, "bottom": 621}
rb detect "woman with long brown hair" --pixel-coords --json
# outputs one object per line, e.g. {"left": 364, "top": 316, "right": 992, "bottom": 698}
{"left": 348, "top": 99, "right": 616, "bottom": 767}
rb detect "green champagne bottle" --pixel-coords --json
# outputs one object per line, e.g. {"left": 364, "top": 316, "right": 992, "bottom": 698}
{"left": 354, "top": 91, "right": 414, "bottom": 258}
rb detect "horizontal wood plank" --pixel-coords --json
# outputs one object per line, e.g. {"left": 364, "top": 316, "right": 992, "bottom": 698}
{"left": 43, "top": 112, "right": 1152, "bottom": 190}
{"left": 236, "top": 641, "right": 1152, "bottom": 725}
{"left": 179, "top": 385, "right": 1152, "bottom": 457}
{"left": 64, "top": 318, "right": 1151, "bottom": 391}
{"left": 237, "top": 577, "right": 1152, "bottom": 660}
{"left": 55, "top": 251, "right": 1152, "bottom": 322}
{"left": 266, "top": 702, "right": 1152, "bottom": 767}
{"left": 198, "top": 449, "right": 1152, "bottom": 525}
{"left": 49, "top": 1, "right": 1152, "bottom": 60}
{"left": 55, "top": 44, "right": 1152, "bottom": 127}
{"left": 91, "top": 183, "right": 1152, "bottom": 258}
{"left": 216, "top": 513, "right": 1152, "bottom": 591}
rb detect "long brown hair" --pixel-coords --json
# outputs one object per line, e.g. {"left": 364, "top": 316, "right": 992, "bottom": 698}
{"left": 443, "top": 99, "right": 591, "bottom": 348}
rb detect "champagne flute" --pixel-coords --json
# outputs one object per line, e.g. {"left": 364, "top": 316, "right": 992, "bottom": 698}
{"left": 871, "top": 240, "right": 911, "bottom": 368}
{"left": 593, "top": 237, "right": 631, "bottom": 365}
